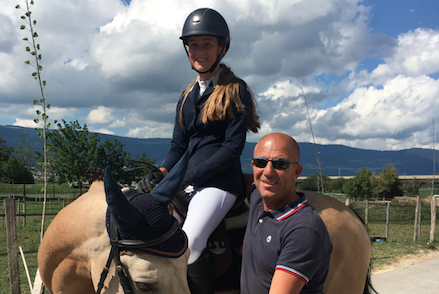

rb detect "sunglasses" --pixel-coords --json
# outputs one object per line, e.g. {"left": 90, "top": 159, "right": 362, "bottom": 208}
{"left": 252, "top": 157, "right": 298, "bottom": 170}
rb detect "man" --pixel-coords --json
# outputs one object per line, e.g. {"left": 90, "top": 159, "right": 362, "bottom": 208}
{"left": 241, "top": 133, "right": 332, "bottom": 294}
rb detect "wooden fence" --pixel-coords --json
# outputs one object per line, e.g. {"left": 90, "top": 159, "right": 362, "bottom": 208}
{"left": 347, "top": 196, "right": 439, "bottom": 242}
{"left": 2, "top": 197, "right": 74, "bottom": 293}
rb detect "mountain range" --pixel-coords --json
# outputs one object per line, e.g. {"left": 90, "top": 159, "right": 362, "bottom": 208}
{"left": 1, "top": 125, "right": 437, "bottom": 176}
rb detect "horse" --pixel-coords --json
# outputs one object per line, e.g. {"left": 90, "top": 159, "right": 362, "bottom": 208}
{"left": 38, "top": 154, "right": 192, "bottom": 293}
{"left": 38, "top": 153, "right": 374, "bottom": 294}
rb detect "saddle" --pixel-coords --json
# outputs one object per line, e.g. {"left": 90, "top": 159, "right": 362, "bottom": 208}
{"left": 170, "top": 189, "right": 249, "bottom": 280}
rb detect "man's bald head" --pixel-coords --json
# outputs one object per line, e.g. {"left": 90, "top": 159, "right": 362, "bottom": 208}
{"left": 255, "top": 133, "right": 300, "bottom": 162}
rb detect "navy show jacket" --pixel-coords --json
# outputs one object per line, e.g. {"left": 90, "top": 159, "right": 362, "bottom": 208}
{"left": 161, "top": 73, "right": 252, "bottom": 196}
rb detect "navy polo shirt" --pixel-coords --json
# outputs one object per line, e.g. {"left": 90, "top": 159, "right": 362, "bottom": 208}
{"left": 241, "top": 188, "right": 332, "bottom": 294}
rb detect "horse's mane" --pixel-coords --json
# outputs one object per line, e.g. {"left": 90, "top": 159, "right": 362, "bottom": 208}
{"left": 85, "top": 167, "right": 104, "bottom": 184}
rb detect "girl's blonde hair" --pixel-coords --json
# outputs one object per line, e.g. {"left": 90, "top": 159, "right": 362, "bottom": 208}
{"left": 179, "top": 64, "right": 260, "bottom": 133}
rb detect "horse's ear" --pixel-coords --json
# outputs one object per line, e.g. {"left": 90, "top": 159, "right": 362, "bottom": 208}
{"left": 104, "top": 167, "right": 142, "bottom": 230}
{"left": 151, "top": 151, "right": 189, "bottom": 205}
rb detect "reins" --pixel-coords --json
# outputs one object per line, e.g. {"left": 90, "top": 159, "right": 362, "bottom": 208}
{"left": 123, "top": 160, "right": 160, "bottom": 173}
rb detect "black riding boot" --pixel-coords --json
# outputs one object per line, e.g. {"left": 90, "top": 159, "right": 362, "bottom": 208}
{"left": 187, "top": 249, "right": 214, "bottom": 294}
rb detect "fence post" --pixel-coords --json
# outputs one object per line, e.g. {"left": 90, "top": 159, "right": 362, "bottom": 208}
{"left": 23, "top": 201, "right": 26, "bottom": 227}
{"left": 418, "top": 202, "right": 422, "bottom": 238}
{"left": 414, "top": 196, "right": 420, "bottom": 241}
{"left": 345, "top": 198, "right": 350, "bottom": 206}
{"left": 431, "top": 196, "right": 437, "bottom": 243}
{"left": 5, "top": 198, "right": 21, "bottom": 294}
{"left": 365, "top": 200, "right": 369, "bottom": 226}
{"left": 385, "top": 202, "right": 390, "bottom": 240}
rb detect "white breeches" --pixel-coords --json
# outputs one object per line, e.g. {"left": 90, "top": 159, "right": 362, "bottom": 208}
{"left": 182, "top": 186, "right": 237, "bottom": 264}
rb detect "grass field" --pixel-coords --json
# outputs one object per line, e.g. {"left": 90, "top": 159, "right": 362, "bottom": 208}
{"left": 1, "top": 197, "right": 438, "bottom": 293}
{"left": 368, "top": 221, "right": 438, "bottom": 269}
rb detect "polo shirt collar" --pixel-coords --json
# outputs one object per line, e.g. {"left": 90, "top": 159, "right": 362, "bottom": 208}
{"left": 259, "top": 192, "right": 309, "bottom": 222}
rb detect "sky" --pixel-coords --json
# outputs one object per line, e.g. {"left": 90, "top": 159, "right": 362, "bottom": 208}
{"left": 1, "top": 0, "right": 439, "bottom": 151}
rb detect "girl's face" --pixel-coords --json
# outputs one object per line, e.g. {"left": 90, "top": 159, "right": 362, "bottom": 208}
{"left": 187, "top": 35, "right": 225, "bottom": 80}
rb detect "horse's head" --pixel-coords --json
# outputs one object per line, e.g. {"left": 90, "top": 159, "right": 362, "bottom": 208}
{"left": 102, "top": 152, "right": 190, "bottom": 293}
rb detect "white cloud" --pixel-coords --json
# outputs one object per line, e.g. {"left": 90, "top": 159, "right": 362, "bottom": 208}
{"left": 13, "top": 118, "right": 38, "bottom": 128}
{"left": 313, "top": 75, "right": 439, "bottom": 149}
{"left": 108, "top": 118, "right": 127, "bottom": 128}
{"left": 90, "top": 128, "right": 115, "bottom": 135}
{"left": 66, "top": 58, "right": 89, "bottom": 71}
{"left": 86, "top": 106, "right": 116, "bottom": 125}
{"left": 126, "top": 121, "right": 174, "bottom": 139}
{"left": 0, "top": 0, "right": 438, "bottom": 151}
{"left": 391, "top": 28, "right": 439, "bottom": 76}
{"left": 345, "top": 28, "right": 439, "bottom": 90}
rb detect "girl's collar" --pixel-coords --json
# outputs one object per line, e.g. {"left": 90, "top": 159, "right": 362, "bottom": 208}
{"left": 194, "top": 67, "right": 222, "bottom": 90}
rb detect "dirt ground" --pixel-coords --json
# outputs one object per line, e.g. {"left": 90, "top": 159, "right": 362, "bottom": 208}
{"left": 371, "top": 246, "right": 439, "bottom": 275}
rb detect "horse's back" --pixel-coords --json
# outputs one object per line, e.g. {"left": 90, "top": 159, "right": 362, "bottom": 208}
{"left": 38, "top": 181, "right": 109, "bottom": 293}
{"left": 303, "top": 191, "right": 371, "bottom": 294}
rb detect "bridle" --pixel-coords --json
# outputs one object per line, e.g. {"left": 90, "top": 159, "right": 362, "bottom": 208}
{"left": 123, "top": 160, "right": 160, "bottom": 173}
{"left": 96, "top": 161, "right": 180, "bottom": 294}
{"left": 96, "top": 214, "right": 180, "bottom": 294}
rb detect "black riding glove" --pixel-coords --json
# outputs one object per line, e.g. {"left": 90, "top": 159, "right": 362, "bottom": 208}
{"left": 137, "top": 170, "right": 165, "bottom": 193}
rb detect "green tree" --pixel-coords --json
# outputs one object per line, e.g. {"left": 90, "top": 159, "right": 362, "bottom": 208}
{"left": 298, "top": 174, "right": 331, "bottom": 192}
{"left": 48, "top": 120, "right": 100, "bottom": 195}
{"left": 343, "top": 167, "right": 374, "bottom": 198}
{"left": 402, "top": 180, "right": 421, "bottom": 196}
{"left": 15, "top": 136, "right": 36, "bottom": 196}
{"left": 0, "top": 137, "right": 14, "bottom": 183}
{"left": 4, "top": 157, "right": 34, "bottom": 184}
{"left": 48, "top": 120, "right": 153, "bottom": 190}
{"left": 327, "top": 177, "right": 347, "bottom": 193}
{"left": 373, "top": 164, "right": 402, "bottom": 199}
{"left": 96, "top": 139, "right": 131, "bottom": 185}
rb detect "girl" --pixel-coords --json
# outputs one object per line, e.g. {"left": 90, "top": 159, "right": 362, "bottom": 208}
{"left": 142, "top": 8, "right": 260, "bottom": 294}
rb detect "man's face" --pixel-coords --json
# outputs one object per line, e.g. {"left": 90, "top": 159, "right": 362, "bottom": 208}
{"left": 252, "top": 138, "right": 302, "bottom": 210}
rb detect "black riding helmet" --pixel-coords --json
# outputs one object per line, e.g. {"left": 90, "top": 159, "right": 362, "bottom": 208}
{"left": 180, "top": 8, "right": 230, "bottom": 74}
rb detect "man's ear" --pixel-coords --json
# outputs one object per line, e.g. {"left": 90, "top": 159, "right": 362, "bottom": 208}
{"left": 294, "top": 164, "right": 303, "bottom": 179}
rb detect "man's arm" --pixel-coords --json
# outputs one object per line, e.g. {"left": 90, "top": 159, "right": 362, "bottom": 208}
{"left": 269, "top": 270, "right": 306, "bottom": 294}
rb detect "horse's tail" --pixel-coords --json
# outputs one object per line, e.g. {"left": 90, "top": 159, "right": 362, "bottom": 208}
{"left": 363, "top": 267, "right": 378, "bottom": 294}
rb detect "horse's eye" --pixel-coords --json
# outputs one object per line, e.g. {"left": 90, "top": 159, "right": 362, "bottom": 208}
{"left": 136, "top": 282, "right": 155, "bottom": 292}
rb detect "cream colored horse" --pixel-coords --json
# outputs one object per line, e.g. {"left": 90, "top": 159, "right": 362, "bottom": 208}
{"left": 38, "top": 182, "right": 372, "bottom": 294}
{"left": 38, "top": 180, "right": 191, "bottom": 294}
